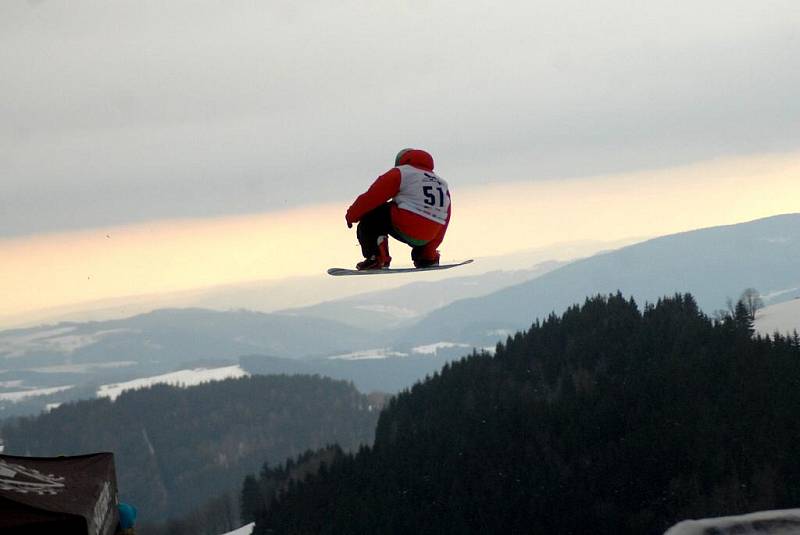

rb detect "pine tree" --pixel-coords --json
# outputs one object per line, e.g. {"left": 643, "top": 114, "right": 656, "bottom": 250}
{"left": 240, "top": 475, "right": 262, "bottom": 524}
{"left": 734, "top": 299, "right": 755, "bottom": 335}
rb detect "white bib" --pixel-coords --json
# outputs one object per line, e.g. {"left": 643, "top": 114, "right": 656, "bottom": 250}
{"left": 393, "top": 165, "right": 450, "bottom": 225}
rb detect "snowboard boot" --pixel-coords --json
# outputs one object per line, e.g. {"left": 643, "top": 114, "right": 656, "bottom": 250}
{"left": 357, "top": 235, "right": 391, "bottom": 270}
{"left": 412, "top": 249, "right": 440, "bottom": 268}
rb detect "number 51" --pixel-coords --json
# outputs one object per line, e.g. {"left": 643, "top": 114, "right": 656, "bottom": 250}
{"left": 423, "top": 185, "right": 445, "bottom": 207}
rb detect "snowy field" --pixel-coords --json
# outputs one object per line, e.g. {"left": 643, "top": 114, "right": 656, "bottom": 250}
{"left": 411, "top": 341, "right": 471, "bottom": 355}
{"left": 755, "top": 298, "right": 800, "bottom": 336}
{"left": 665, "top": 508, "right": 800, "bottom": 534}
{"left": 97, "top": 365, "right": 250, "bottom": 401}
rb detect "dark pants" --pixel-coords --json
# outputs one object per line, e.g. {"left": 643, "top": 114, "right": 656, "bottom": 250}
{"left": 357, "top": 203, "right": 428, "bottom": 259}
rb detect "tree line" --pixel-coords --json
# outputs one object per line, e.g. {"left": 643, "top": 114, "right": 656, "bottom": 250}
{"left": 247, "top": 293, "right": 800, "bottom": 534}
{"left": 2, "top": 374, "right": 379, "bottom": 527}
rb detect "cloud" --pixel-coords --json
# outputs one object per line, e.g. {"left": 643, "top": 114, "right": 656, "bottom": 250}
{"left": 1, "top": 1, "right": 799, "bottom": 237}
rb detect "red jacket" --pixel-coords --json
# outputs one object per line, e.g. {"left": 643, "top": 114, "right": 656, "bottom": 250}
{"left": 346, "top": 150, "right": 451, "bottom": 252}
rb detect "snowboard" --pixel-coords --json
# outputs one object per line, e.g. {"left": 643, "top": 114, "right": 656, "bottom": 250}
{"left": 327, "top": 259, "right": 473, "bottom": 276}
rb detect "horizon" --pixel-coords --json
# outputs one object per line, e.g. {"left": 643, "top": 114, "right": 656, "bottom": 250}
{"left": 2, "top": 205, "right": 798, "bottom": 331}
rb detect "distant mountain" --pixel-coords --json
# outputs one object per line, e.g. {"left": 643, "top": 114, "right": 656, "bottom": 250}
{"left": 253, "top": 294, "right": 800, "bottom": 534}
{"left": 278, "top": 239, "right": 641, "bottom": 333}
{"left": 395, "top": 213, "right": 800, "bottom": 347}
{"left": 0, "top": 308, "right": 375, "bottom": 416}
{"left": 2, "top": 375, "right": 378, "bottom": 523}
{"left": 0, "top": 258, "right": 572, "bottom": 410}
{"left": 281, "top": 261, "right": 563, "bottom": 329}
{"left": 0, "top": 308, "right": 372, "bottom": 367}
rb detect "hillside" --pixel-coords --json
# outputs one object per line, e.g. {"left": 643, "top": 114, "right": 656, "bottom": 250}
{"left": 253, "top": 294, "right": 800, "bottom": 534}
{"left": 0, "top": 308, "right": 376, "bottom": 416}
{"left": 394, "top": 213, "right": 800, "bottom": 347}
{"left": 1, "top": 375, "right": 379, "bottom": 523}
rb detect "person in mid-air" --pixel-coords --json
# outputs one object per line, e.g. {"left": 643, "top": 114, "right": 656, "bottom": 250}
{"left": 346, "top": 148, "right": 451, "bottom": 270}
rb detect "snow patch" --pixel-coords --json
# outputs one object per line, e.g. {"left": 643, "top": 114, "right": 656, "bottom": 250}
{"left": 327, "top": 348, "right": 408, "bottom": 361}
{"left": 97, "top": 365, "right": 249, "bottom": 401}
{"left": 0, "top": 385, "right": 74, "bottom": 402}
{"left": 411, "top": 342, "right": 470, "bottom": 355}
{"left": 45, "top": 403, "right": 62, "bottom": 412}
{"left": 221, "top": 523, "right": 254, "bottom": 535}
{"left": 664, "top": 508, "right": 800, "bottom": 535}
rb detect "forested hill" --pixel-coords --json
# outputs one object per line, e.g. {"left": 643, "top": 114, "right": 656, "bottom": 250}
{"left": 254, "top": 294, "right": 800, "bottom": 535}
{"left": 1, "top": 375, "right": 379, "bottom": 523}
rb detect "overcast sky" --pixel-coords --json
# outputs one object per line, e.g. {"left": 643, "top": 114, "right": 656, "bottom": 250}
{"left": 2, "top": 0, "right": 799, "bottom": 238}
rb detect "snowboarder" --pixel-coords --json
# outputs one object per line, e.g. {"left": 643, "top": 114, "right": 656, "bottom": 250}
{"left": 345, "top": 148, "right": 451, "bottom": 270}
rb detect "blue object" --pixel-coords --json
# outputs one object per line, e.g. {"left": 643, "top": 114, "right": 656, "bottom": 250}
{"left": 118, "top": 502, "right": 137, "bottom": 529}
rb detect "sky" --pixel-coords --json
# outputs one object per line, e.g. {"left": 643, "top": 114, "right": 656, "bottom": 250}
{"left": 1, "top": 1, "right": 799, "bottom": 326}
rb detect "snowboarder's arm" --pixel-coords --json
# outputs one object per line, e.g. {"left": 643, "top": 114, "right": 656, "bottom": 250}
{"left": 346, "top": 168, "right": 401, "bottom": 225}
